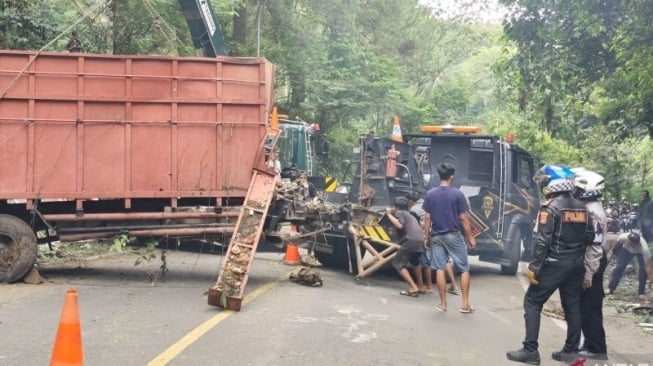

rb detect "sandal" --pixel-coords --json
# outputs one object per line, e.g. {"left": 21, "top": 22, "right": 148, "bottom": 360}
{"left": 459, "top": 307, "right": 475, "bottom": 314}
{"left": 400, "top": 290, "right": 419, "bottom": 297}
{"left": 436, "top": 304, "right": 447, "bottom": 312}
{"left": 447, "top": 288, "right": 460, "bottom": 295}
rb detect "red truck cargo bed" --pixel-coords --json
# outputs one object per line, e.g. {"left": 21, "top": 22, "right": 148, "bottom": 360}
{"left": 0, "top": 50, "right": 274, "bottom": 201}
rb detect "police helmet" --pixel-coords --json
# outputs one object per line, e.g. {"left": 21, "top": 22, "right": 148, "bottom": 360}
{"left": 571, "top": 167, "right": 605, "bottom": 201}
{"left": 628, "top": 231, "right": 640, "bottom": 244}
{"left": 533, "top": 164, "right": 575, "bottom": 196}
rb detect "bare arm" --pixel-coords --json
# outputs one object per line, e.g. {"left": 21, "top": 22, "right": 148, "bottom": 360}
{"left": 385, "top": 208, "right": 403, "bottom": 230}
{"left": 423, "top": 212, "right": 431, "bottom": 249}
{"left": 604, "top": 236, "right": 622, "bottom": 263}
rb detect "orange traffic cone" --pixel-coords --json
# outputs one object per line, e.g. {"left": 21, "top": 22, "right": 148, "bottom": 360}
{"left": 391, "top": 115, "right": 403, "bottom": 143}
{"left": 51, "top": 288, "right": 83, "bottom": 366}
{"left": 283, "top": 244, "right": 301, "bottom": 265}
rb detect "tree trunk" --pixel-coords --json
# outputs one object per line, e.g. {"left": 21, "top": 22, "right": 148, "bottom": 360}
{"left": 232, "top": 1, "right": 248, "bottom": 45}
{"left": 108, "top": 0, "right": 118, "bottom": 54}
{"left": 545, "top": 98, "right": 554, "bottom": 135}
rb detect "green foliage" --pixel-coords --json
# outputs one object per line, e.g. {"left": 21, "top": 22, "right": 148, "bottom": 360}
{"left": 325, "top": 124, "right": 363, "bottom": 178}
{"left": 133, "top": 239, "right": 159, "bottom": 266}
{"left": 7, "top": 0, "right": 653, "bottom": 199}
{"left": 0, "top": 1, "right": 64, "bottom": 49}
{"left": 110, "top": 234, "right": 129, "bottom": 252}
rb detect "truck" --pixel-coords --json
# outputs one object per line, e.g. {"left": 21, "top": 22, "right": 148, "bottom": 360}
{"left": 309, "top": 125, "right": 539, "bottom": 276}
{"left": 0, "top": 49, "right": 275, "bottom": 284}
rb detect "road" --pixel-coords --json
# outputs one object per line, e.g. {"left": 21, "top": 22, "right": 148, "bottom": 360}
{"left": 0, "top": 246, "right": 651, "bottom": 366}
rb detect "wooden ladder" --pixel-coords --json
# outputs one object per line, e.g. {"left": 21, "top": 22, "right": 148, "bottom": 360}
{"left": 207, "top": 170, "right": 277, "bottom": 311}
{"left": 207, "top": 131, "right": 279, "bottom": 311}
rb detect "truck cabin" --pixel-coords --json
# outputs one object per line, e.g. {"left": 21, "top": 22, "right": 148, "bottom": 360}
{"left": 275, "top": 119, "right": 328, "bottom": 187}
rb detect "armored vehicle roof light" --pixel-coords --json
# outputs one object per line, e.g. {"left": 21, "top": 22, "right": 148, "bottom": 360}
{"left": 420, "top": 125, "right": 481, "bottom": 134}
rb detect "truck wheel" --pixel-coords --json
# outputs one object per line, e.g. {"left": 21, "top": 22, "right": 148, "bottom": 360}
{"left": 501, "top": 230, "right": 522, "bottom": 276}
{"left": 314, "top": 251, "right": 345, "bottom": 269}
{"left": 314, "top": 237, "right": 364, "bottom": 274}
{"left": 0, "top": 214, "right": 38, "bottom": 283}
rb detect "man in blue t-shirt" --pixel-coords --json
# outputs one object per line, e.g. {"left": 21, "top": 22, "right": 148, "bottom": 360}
{"left": 422, "top": 163, "right": 476, "bottom": 313}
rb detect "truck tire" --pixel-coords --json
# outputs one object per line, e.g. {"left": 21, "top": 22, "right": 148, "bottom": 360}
{"left": 0, "top": 214, "right": 38, "bottom": 283}
{"left": 314, "top": 237, "right": 364, "bottom": 274}
{"left": 500, "top": 229, "right": 522, "bottom": 276}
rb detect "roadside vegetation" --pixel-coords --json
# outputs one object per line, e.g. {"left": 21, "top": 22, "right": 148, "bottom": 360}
{"left": 2, "top": 0, "right": 651, "bottom": 201}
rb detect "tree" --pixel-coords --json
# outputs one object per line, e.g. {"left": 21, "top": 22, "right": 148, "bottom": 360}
{"left": 0, "top": 1, "right": 63, "bottom": 50}
{"left": 498, "top": 0, "right": 620, "bottom": 137}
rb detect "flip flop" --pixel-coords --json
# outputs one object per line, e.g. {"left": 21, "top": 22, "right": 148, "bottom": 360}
{"left": 436, "top": 304, "right": 447, "bottom": 312}
{"left": 459, "top": 307, "right": 475, "bottom": 314}
{"left": 400, "top": 290, "right": 419, "bottom": 297}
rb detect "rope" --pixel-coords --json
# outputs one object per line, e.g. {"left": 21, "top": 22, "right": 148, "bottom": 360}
{"left": 0, "top": 1, "right": 107, "bottom": 100}
{"left": 140, "top": 0, "right": 185, "bottom": 54}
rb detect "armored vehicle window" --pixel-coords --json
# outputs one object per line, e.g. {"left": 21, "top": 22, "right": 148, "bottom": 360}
{"left": 514, "top": 153, "right": 533, "bottom": 187}
{"left": 469, "top": 151, "right": 494, "bottom": 182}
{"left": 468, "top": 139, "right": 494, "bottom": 183}
{"left": 470, "top": 138, "right": 493, "bottom": 150}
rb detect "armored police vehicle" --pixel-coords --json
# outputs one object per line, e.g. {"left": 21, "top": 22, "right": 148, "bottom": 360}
{"left": 313, "top": 125, "right": 539, "bottom": 275}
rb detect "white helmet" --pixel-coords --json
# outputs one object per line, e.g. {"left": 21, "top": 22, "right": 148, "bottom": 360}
{"left": 571, "top": 167, "right": 605, "bottom": 200}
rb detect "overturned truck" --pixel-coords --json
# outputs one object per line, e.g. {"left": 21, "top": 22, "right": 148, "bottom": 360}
{"left": 281, "top": 126, "right": 540, "bottom": 276}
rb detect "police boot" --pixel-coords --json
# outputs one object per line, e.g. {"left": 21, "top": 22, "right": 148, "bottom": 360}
{"left": 551, "top": 350, "right": 580, "bottom": 362}
{"left": 506, "top": 348, "right": 541, "bottom": 365}
{"left": 578, "top": 350, "right": 608, "bottom": 360}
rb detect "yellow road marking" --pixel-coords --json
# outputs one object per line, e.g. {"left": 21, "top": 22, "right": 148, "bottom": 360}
{"left": 147, "top": 281, "right": 278, "bottom": 366}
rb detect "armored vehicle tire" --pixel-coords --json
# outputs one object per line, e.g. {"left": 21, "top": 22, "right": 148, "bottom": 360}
{"left": 314, "top": 238, "right": 364, "bottom": 274}
{"left": 501, "top": 230, "right": 522, "bottom": 276}
{"left": 0, "top": 214, "right": 38, "bottom": 283}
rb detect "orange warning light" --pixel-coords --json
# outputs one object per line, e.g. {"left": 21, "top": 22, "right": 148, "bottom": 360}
{"left": 505, "top": 133, "right": 515, "bottom": 143}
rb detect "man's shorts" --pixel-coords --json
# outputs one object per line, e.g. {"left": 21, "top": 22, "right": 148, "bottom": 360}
{"left": 418, "top": 248, "right": 431, "bottom": 267}
{"left": 429, "top": 232, "right": 469, "bottom": 272}
{"left": 392, "top": 250, "right": 421, "bottom": 271}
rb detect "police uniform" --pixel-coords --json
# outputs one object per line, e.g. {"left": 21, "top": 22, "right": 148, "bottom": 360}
{"left": 524, "top": 193, "right": 594, "bottom": 358}
{"left": 579, "top": 200, "right": 608, "bottom": 357}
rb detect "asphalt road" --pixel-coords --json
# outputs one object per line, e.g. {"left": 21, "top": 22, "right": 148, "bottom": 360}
{"left": 0, "top": 246, "right": 651, "bottom": 366}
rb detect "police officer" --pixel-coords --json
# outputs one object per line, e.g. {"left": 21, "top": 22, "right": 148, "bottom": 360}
{"left": 507, "top": 165, "right": 594, "bottom": 365}
{"left": 572, "top": 167, "right": 608, "bottom": 360}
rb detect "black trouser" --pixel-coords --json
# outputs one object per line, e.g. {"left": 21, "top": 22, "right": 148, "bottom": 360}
{"left": 641, "top": 224, "right": 653, "bottom": 243}
{"left": 608, "top": 250, "right": 647, "bottom": 295}
{"left": 523, "top": 258, "right": 585, "bottom": 352}
{"left": 580, "top": 253, "right": 607, "bottom": 354}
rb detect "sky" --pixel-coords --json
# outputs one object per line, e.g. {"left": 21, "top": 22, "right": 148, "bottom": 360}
{"left": 418, "top": 0, "right": 507, "bottom": 24}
